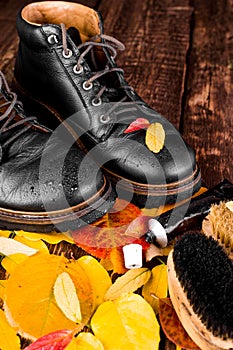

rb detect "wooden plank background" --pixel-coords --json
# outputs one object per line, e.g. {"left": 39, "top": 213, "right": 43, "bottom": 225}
{"left": 1, "top": 0, "right": 232, "bottom": 188}
{"left": 0, "top": 0, "right": 233, "bottom": 348}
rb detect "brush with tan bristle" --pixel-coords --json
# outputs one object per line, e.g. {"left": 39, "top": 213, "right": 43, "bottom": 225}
{"left": 202, "top": 201, "right": 233, "bottom": 258}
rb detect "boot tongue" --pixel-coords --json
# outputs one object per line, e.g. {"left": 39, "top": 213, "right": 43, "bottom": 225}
{"left": 67, "top": 27, "right": 82, "bottom": 46}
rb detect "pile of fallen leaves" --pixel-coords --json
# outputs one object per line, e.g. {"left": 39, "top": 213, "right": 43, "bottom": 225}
{"left": 0, "top": 199, "right": 202, "bottom": 349}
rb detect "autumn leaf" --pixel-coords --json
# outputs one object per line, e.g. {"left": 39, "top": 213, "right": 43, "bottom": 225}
{"left": 124, "top": 118, "right": 150, "bottom": 133}
{"left": 109, "top": 247, "right": 128, "bottom": 274}
{"left": 226, "top": 201, "right": 233, "bottom": 212}
{"left": 0, "top": 230, "right": 14, "bottom": 238}
{"left": 65, "top": 332, "right": 104, "bottom": 350}
{"left": 105, "top": 268, "right": 151, "bottom": 300}
{"left": 142, "top": 264, "right": 168, "bottom": 314}
{"left": 159, "top": 298, "right": 200, "bottom": 350}
{"left": 54, "top": 272, "right": 82, "bottom": 323}
{"left": 78, "top": 255, "right": 112, "bottom": 310}
{"left": 14, "top": 230, "right": 74, "bottom": 244}
{"left": 100, "top": 257, "right": 114, "bottom": 271}
{"left": 145, "top": 122, "right": 165, "bottom": 153}
{"left": 2, "top": 253, "right": 34, "bottom": 277}
{"left": 72, "top": 199, "right": 144, "bottom": 260}
{"left": 91, "top": 293, "right": 160, "bottom": 350}
{"left": 4, "top": 254, "right": 93, "bottom": 339}
{"left": 25, "top": 329, "right": 74, "bottom": 350}
{"left": 0, "top": 279, "right": 7, "bottom": 300}
{"left": 0, "top": 309, "right": 21, "bottom": 350}
{"left": 14, "top": 235, "right": 49, "bottom": 254}
{"left": 0, "top": 237, "right": 38, "bottom": 256}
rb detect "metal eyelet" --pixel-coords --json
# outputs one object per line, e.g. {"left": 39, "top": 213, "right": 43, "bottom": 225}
{"left": 62, "top": 49, "right": 72, "bottom": 59}
{"left": 100, "top": 114, "right": 110, "bottom": 124}
{"left": 92, "top": 98, "right": 102, "bottom": 106}
{"left": 130, "top": 89, "right": 135, "bottom": 95}
{"left": 82, "top": 81, "right": 93, "bottom": 91}
{"left": 47, "top": 34, "right": 58, "bottom": 44}
{"left": 73, "top": 65, "right": 83, "bottom": 74}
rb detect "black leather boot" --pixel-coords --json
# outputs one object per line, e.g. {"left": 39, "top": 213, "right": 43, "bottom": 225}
{"left": 0, "top": 70, "right": 115, "bottom": 232}
{"left": 14, "top": 1, "right": 201, "bottom": 208}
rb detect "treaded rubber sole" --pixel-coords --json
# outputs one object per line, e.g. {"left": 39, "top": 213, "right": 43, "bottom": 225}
{"left": 0, "top": 179, "right": 115, "bottom": 233}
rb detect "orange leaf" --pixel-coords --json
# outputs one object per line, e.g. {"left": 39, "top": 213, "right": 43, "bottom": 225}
{"left": 159, "top": 298, "right": 200, "bottom": 350}
{"left": 24, "top": 329, "right": 73, "bottom": 349}
{"left": 110, "top": 247, "right": 128, "bottom": 274}
{"left": 72, "top": 199, "right": 146, "bottom": 260}
{"left": 124, "top": 118, "right": 150, "bottom": 133}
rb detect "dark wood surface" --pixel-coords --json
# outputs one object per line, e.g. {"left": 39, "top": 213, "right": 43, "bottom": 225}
{"left": 1, "top": 0, "right": 232, "bottom": 188}
{"left": 0, "top": 0, "right": 232, "bottom": 349}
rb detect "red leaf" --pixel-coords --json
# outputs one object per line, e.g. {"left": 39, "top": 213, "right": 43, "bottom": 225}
{"left": 72, "top": 199, "right": 149, "bottom": 259}
{"left": 159, "top": 298, "right": 200, "bottom": 350}
{"left": 25, "top": 329, "right": 73, "bottom": 350}
{"left": 124, "top": 118, "right": 150, "bottom": 133}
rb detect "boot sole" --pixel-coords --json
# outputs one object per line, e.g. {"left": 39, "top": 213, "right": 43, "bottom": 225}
{"left": 0, "top": 176, "right": 115, "bottom": 233}
{"left": 12, "top": 78, "right": 202, "bottom": 208}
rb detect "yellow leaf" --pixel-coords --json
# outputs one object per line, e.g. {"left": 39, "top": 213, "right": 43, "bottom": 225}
{"left": 54, "top": 272, "right": 82, "bottom": 323}
{"left": 0, "top": 279, "right": 7, "bottom": 300}
{"left": 145, "top": 122, "right": 165, "bottom": 153}
{"left": 0, "top": 237, "right": 38, "bottom": 256}
{"left": 0, "top": 309, "right": 21, "bottom": 350}
{"left": 14, "top": 230, "right": 74, "bottom": 244}
{"left": 14, "top": 236, "right": 49, "bottom": 254}
{"left": 4, "top": 254, "right": 94, "bottom": 339}
{"left": 2, "top": 253, "right": 33, "bottom": 276}
{"left": 142, "top": 264, "right": 168, "bottom": 314}
{"left": 0, "top": 230, "right": 14, "bottom": 238}
{"left": 65, "top": 332, "right": 104, "bottom": 349}
{"left": 78, "top": 256, "right": 112, "bottom": 310}
{"left": 105, "top": 268, "right": 151, "bottom": 300}
{"left": 91, "top": 293, "right": 160, "bottom": 350}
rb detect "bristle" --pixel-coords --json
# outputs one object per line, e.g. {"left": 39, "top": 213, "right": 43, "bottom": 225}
{"left": 173, "top": 232, "right": 233, "bottom": 339}
{"left": 208, "top": 202, "right": 233, "bottom": 251}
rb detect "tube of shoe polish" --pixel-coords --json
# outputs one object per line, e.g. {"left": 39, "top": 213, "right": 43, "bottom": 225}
{"left": 143, "top": 179, "right": 233, "bottom": 247}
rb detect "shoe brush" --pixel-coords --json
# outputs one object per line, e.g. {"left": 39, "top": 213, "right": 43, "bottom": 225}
{"left": 202, "top": 201, "right": 233, "bottom": 258}
{"left": 167, "top": 232, "right": 233, "bottom": 350}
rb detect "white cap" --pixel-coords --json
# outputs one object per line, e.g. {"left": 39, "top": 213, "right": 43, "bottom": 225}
{"left": 123, "top": 244, "right": 143, "bottom": 269}
{"left": 148, "top": 218, "right": 168, "bottom": 248}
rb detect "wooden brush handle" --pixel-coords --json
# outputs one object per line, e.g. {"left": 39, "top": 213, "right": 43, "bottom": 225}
{"left": 155, "top": 179, "right": 233, "bottom": 242}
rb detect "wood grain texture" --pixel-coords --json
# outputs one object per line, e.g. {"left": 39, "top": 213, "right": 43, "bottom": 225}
{"left": 0, "top": 1, "right": 232, "bottom": 347}
{"left": 183, "top": 0, "right": 233, "bottom": 187}
{"left": 98, "top": 0, "right": 193, "bottom": 130}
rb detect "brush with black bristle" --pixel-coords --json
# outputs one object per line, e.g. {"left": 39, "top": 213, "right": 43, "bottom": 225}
{"left": 167, "top": 231, "right": 233, "bottom": 350}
